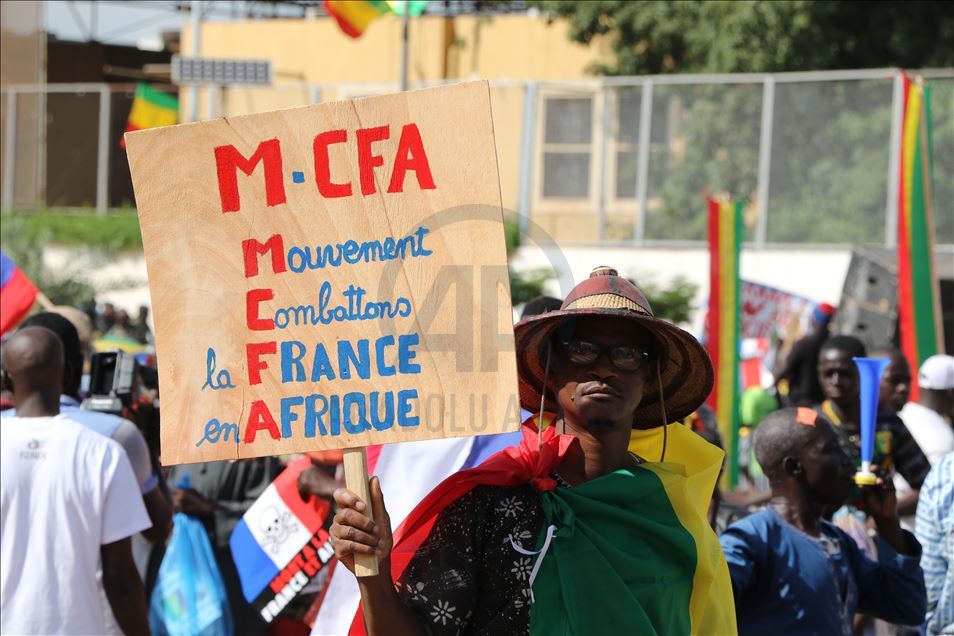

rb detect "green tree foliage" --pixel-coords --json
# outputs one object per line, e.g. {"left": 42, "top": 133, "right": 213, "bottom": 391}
{"left": 6, "top": 210, "right": 143, "bottom": 250}
{"left": 510, "top": 268, "right": 552, "bottom": 306}
{"left": 504, "top": 212, "right": 553, "bottom": 305}
{"left": 642, "top": 84, "right": 762, "bottom": 242}
{"left": 632, "top": 274, "right": 698, "bottom": 325}
{"left": 532, "top": 1, "right": 954, "bottom": 76}
{"left": 531, "top": 0, "right": 954, "bottom": 244}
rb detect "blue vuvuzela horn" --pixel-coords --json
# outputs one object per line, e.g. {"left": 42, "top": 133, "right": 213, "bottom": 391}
{"left": 852, "top": 357, "right": 891, "bottom": 486}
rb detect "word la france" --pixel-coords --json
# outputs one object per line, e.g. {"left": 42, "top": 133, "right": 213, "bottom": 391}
{"left": 198, "top": 122, "right": 436, "bottom": 448}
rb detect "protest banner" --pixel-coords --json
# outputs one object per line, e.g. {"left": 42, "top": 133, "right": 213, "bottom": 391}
{"left": 740, "top": 281, "right": 814, "bottom": 340}
{"left": 127, "top": 82, "right": 519, "bottom": 573}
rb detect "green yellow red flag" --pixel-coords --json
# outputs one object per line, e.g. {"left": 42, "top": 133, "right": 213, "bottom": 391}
{"left": 121, "top": 83, "right": 178, "bottom": 149}
{"left": 706, "top": 197, "right": 742, "bottom": 488}
{"left": 897, "top": 72, "right": 943, "bottom": 400}
{"left": 324, "top": 0, "right": 429, "bottom": 38}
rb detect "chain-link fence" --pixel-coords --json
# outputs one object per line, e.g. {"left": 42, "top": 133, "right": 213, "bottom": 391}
{"left": 3, "top": 68, "right": 952, "bottom": 247}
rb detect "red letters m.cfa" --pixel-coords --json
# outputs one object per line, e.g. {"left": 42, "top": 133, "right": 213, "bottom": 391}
{"left": 215, "top": 139, "right": 286, "bottom": 213}
{"left": 243, "top": 234, "right": 287, "bottom": 278}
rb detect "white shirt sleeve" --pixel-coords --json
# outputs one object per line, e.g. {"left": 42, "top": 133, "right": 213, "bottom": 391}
{"left": 101, "top": 444, "right": 152, "bottom": 545}
{"left": 111, "top": 419, "right": 159, "bottom": 493}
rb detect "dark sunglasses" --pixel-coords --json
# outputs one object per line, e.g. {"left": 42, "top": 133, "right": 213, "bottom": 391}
{"left": 563, "top": 340, "right": 651, "bottom": 372}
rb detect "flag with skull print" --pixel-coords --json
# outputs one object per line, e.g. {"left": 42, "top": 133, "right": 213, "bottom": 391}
{"left": 230, "top": 457, "right": 335, "bottom": 622}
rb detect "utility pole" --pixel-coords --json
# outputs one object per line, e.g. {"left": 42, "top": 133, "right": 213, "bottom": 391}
{"left": 400, "top": 8, "right": 410, "bottom": 91}
{"left": 189, "top": 0, "right": 202, "bottom": 122}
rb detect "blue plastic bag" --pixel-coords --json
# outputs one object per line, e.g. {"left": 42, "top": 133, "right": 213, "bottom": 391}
{"left": 150, "top": 482, "right": 233, "bottom": 635}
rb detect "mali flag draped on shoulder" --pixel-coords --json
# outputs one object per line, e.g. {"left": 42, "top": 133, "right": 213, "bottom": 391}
{"left": 324, "top": 0, "right": 429, "bottom": 38}
{"left": 350, "top": 417, "right": 737, "bottom": 635}
{"left": 896, "top": 72, "right": 944, "bottom": 401}
{"left": 121, "top": 83, "right": 178, "bottom": 149}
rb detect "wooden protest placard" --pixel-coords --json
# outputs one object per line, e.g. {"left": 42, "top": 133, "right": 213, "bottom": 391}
{"left": 126, "top": 81, "right": 520, "bottom": 466}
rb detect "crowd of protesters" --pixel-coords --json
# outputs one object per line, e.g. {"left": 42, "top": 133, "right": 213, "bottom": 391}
{"left": 1, "top": 283, "right": 952, "bottom": 635}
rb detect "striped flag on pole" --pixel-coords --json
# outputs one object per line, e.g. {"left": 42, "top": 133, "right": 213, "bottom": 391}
{"left": 897, "top": 72, "right": 944, "bottom": 402}
{"left": 323, "top": 0, "right": 429, "bottom": 38}
{"left": 706, "top": 197, "right": 743, "bottom": 488}
{"left": 120, "top": 83, "right": 178, "bottom": 149}
{"left": 230, "top": 458, "right": 333, "bottom": 623}
{"left": 0, "top": 249, "right": 38, "bottom": 335}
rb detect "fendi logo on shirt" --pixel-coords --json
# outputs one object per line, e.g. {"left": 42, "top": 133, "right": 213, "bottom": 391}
{"left": 19, "top": 439, "right": 46, "bottom": 460}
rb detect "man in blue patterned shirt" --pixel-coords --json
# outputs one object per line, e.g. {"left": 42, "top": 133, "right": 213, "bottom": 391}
{"left": 916, "top": 453, "right": 954, "bottom": 635}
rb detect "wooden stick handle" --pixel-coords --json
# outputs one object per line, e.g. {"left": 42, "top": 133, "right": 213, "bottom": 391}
{"left": 35, "top": 292, "right": 54, "bottom": 311}
{"left": 342, "top": 446, "right": 380, "bottom": 577}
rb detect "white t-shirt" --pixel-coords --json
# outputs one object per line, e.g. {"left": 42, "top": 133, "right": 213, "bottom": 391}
{"left": 1, "top": 414, "right": 151, "bottom": 635}
{"left": 900, "top": 401, "right": 954, "bottom": 465}
{"left": 894, "top": 402, "right": 954, "bottom": 530}
{"left": 1, "top": 396, "right": 159, "bottom": 494}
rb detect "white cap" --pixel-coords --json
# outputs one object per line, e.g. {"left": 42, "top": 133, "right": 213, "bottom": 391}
{"left": 918, "top": 354, "right": 954, "bottom": 390}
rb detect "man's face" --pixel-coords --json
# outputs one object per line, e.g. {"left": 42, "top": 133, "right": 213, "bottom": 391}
{"left": 548, "top": 316, "right": 653, "bottom": 431}
{"left": 879, "top": 356, "right": 911, "bottom": 413}
{"left": 796, "top": 419, "right": 855, "bottom": 505}
{"left": 818, "top": 349, "right": 858, "bottom": 406}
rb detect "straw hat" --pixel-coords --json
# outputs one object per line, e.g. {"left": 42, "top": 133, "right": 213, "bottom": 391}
{"left": 514, "top": 266, "right": 714, "bottom": 427}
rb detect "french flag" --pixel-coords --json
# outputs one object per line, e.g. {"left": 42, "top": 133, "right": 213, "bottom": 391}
{"left": 230, "top": 458, "right": 334, "bottom": 623}
{"left": 0, "top": 249, "right": 38, "bottom": 335}
{"left": 311, "top": 427, "right": 522, "bottom": 635}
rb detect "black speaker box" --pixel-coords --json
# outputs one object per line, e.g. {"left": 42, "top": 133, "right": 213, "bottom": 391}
{"left": 832, "top": 248, "right": 898, "bottom": 350}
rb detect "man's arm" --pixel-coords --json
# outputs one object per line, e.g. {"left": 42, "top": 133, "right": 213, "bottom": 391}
{"left": 111, "top": 420, "right": 172, "bottom": 542}
{"left": 719, "top": 523, "right": 760, "bottom": 602}
{"left": 299, "top": 464, "right": 339, "bottom": 500}
{"left": 141, "top": 488, "right": 173, "bottom": 542}
{"left": 98, "top": 439, "right": 152, "bottom": 634}
{"left": 860, "top": 477, "right": 916, "bottom": 557}
{"left": 851, "top": 478, "right": 927, "bottom": 626}
{"left": 101, "top": 538, "right": 150, "bottom": 636}
{"left": 332, "top": 479, "right": 428, "bottom": 636}
{"left": 172, "top": 487, "right": 214, "bottom": 520}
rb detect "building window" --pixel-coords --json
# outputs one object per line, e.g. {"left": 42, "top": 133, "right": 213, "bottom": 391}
{"left": 541, "top": 96, "right": 593, "bottom": 198}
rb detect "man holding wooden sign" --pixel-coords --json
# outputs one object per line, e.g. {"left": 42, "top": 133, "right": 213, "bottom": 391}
{"left": 331, "top": 267, "right": 737, "bottom": 635}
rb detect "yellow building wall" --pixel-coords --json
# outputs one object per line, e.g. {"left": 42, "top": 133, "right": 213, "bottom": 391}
{"left": 180, "top": 13, "right": 611, "bottom": 215}
{"left": 181, "top": 13, "right": 608, "bottom": 84}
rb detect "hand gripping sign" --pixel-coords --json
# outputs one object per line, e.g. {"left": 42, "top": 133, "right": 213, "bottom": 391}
{"left": 126, "top": 82, "right": 520, "bottom": 574}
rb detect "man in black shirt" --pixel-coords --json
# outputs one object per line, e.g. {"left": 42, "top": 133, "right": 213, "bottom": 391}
{"left": 776, "top": 302, "right": 836, "bottom": 406}
{"left": 815, "top": 335, "right": 931, "bottom": 515}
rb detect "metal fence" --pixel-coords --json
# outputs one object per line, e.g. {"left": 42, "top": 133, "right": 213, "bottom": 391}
{"left": 2, "top": 68, "right": 952, "bottom": 247}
